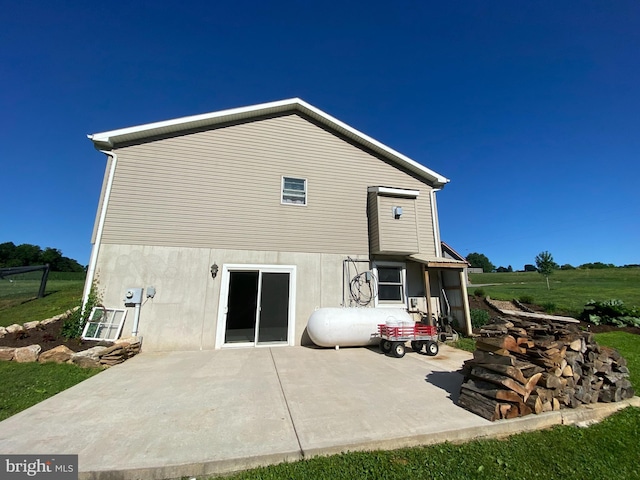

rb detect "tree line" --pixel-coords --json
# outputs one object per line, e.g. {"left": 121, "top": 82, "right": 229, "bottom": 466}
{"left": 465, "top": 252, "right": 636, "bottom": 274}
{"left": 0, "top": 242, "right": 84, "bottom": 272}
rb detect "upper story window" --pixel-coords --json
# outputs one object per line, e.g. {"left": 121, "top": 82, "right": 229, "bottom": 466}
{"left": 282, "top": 177, "right": 307, "bottom": 205}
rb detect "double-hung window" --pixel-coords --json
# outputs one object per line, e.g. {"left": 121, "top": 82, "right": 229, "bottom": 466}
{"left": 282, "top": 177, "right": 307, "bottom": 205}
{"left": 374, "top": 262, "right": 406, "bottom": 305}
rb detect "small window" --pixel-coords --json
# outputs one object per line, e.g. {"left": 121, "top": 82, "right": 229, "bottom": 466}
{"left": 282, "top": 177, "right": 306, "bottom": 205}
{"left": 374, "top": 263, "right": 406, "bottom": 305}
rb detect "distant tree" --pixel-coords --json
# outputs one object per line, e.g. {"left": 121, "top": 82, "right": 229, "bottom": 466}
{"left": 496, "top": 266, "right": 510, "bottom": 273}
{"left": 0, "top": 242, "right": 20, "bottom": 267}
{"left": 466, "top": 252, "right": 495, "bottom": 273}
{"left": 507, "top": 265, "right": 513, "bottom": 272}
{"left": 0, "top": 242, "right": 83, "bottom": 272}
{"left": 524, "top": 264, "right": 537, "bottom": 272}
{"left": 535, "top": 251, "right": 556, "bottom": 290}
{"left": 579, "top": 262, "right": 616, "bottom": 269}
{"left": 14, "top": 243, "right": 42, "bottom": 266}
{"left": 560, "top": 263, "right": 575, "bottom": 270}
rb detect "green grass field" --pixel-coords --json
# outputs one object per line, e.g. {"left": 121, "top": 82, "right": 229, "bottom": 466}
{"left": 469, "top": 268, "right": 640, "bottom": 317}
{"left": 0, "top": 272, "right": 85, "bottom": 327}
{"left": 0, "top": 362, "right": 102, "bottom": 421}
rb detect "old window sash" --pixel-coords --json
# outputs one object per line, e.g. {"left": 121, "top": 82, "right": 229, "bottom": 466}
{"left": 81, "top": 307, "right": 127, "bottom": 341}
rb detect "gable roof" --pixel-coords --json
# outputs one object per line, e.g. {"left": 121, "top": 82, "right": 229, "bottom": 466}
{"left": 88, "top": 98, "right": 450, "bottom": 187}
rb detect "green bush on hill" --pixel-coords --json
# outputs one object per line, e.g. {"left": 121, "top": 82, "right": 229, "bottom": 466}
{"left": 582, "top": 299, "right": 640, "bottom": 327}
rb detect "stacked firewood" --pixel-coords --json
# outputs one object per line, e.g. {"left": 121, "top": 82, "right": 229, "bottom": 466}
{"left": 459, "top": 317, "right": 634, "bottom": 421}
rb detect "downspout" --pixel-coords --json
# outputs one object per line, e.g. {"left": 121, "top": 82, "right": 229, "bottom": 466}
{"left": 82, "top": 149, "right": 118, "bottom": 312}
{"left": 430, "top": 188, "right": 442, "bottom": 257}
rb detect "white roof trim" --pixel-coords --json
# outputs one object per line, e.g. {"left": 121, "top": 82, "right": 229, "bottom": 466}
{"left": 367, "top": 186, "right": 420, "bottom": 197}
{"left": 88, "top": 98, "right": 450, "bottom": 187}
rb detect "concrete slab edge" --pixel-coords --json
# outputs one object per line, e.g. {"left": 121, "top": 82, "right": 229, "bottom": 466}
{"left": 78, "top": 450, "right": 303, "bottom": 480}
{"left": 302, "top": 397, "right": 640, "bottom": 459}
{"left": 77, "top": 398, "right": 640, "bottom": 480}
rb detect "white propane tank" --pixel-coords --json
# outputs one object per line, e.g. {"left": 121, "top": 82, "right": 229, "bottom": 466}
{"left": 307, "top": 307, "right": 413, "bottom": 348}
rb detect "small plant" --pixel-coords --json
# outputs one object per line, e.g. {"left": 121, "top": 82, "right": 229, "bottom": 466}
{"left": 541, "top": 302, "right": 556, "bottom": 313}
{"left": 581, "top": 299, "right": 640, "bottom": 327}
{"left": 519, "top": 295, "right": 534, "bottom": 304}
{"left": 473, "top": 288, "right": 486, "bottom": 298}
{"left": 61, "top": 279, "right": 103, "bottom": 338}
{"left": 470, "top": 308, "right": 490, "bottom": 329}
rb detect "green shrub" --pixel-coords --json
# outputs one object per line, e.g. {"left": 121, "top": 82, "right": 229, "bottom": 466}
{"left": 473, "top": 288, "right": 486, "bottom": 298}
{"left": 542, "top": 302, "right": 556, "bottom": 313}
{"left": 581, "top": 299, "right": 640, "bottom": 327}
{"left": 470, "top": 309, "right": 490, "bottom": 329}
{"left": 519, "top": 295, "right": 534, "bottom": 304}
{"left": 61, "top": 280, "right": 102, "bottom": 338}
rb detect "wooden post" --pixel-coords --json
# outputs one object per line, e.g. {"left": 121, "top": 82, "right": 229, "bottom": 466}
{"left": 422, "top": 264, "right": 434, "bottom": 324}
{"left": 459, "top": 269, "right": 472, "bottom": 335}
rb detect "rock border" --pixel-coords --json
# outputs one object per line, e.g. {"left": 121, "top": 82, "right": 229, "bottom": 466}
{"left": 0, "top": 308, "right": 142, "bottom": 368}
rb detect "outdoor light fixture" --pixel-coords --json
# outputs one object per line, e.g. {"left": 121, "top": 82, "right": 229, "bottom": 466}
{"left": 393, "top": 206, "right": 403, "bottom": 219}
{"left": 210, "top": 263, "right": 219, "bottom": 279}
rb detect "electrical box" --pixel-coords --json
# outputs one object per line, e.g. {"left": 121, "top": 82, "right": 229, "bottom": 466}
{"left": 407, "top": 296, "right": 427, "bottom": 313}
{"left": 124, "top": 287, "right": 144, "bottom": 306}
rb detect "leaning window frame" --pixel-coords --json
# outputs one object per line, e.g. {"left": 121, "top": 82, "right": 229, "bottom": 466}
{"left": 81, "top": 307, "right": 127, "bottom": 341}
{"left": 372, "top": 261, "right": 407, "bottom": 307}
{"left": 281, "top": 176, "right": 307, "bottom": 206}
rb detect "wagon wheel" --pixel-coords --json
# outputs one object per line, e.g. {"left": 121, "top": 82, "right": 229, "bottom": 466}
{"left": 380, "top": 340, "right": 392, "bottom": 353}
{"left": 411, "top": 341, "right": 423, "bottom": 353}
{"left": 425, "top": 341, "right": 439, "bottom": 356}
{"left": 392, "top": 342, "right": 406, "bottom": 358}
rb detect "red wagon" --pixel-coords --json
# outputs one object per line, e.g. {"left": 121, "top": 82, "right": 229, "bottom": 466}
{"left": 377, "top": 323, "right": 439, "bottom": 358}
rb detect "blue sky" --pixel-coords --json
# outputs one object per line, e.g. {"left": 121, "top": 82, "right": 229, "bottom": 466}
{"left": 1, "top": 1, "right": 638, "bottom": 270}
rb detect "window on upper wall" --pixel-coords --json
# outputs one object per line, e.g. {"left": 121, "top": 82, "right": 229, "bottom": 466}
{"left": 374, "top": 262, "right": 406, "bottom": 305}
{"left": 282, "top": 177, "right": 307, "bottom": 205}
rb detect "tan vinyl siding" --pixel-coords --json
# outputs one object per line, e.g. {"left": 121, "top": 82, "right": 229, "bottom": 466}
{"left": 375, "top": 195, "right": 419, "bottom": 254}
{"left": 102, "top": 113, "right": 437, "bottom": 256}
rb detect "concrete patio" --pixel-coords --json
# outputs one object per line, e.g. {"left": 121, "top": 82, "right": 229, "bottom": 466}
{"left": 0, "top": 345, "right": 636, "bottom": 480}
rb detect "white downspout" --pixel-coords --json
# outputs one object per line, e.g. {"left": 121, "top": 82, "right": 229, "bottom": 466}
{"left": 82, "top": 150, "right": 118, "bottom": 311}
{"left": 430, "top": 188, "right": 442, "bottom": 257}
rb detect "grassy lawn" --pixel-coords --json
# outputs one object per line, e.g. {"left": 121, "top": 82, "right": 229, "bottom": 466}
{"left": 469, "top": 268, "right": 640, "bottom": 317}
{"left": 0, "top": 272, "right": 85, "bottom": 327}
{"left": 0, "top": 361, "right": 102, "bottom": 421}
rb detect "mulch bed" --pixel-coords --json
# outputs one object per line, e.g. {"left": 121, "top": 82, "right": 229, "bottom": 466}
{"left": 0, "top": 319, "right": 101, "bottom": 352}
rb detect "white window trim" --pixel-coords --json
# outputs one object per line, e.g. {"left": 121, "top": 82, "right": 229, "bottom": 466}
{"left": 215, "top": 264, "right": 297, "bottom": 349}
{"left": 372, "top": 261, "right": 407, "bottom": 308}
{"left": 281, "top": 176, "right": 307, "bottom": 206}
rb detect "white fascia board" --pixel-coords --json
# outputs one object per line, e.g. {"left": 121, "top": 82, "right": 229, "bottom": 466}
{"left": 88, "top": 98, "right": 304, "bottom": 148}
{"left": 88, "top": 98, "right": 450, "bottom": 187}
{"left": 367, "top": 186, "right": 420, "bottom": 197}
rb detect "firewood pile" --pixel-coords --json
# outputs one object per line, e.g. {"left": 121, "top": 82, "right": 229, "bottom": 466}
{"left": 459, "top": 317, "right": 634, "bottom": 421}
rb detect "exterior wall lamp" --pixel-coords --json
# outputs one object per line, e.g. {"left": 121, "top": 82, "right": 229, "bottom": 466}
{"left": 210, "top": 263, "right": 219, "bottom": 279}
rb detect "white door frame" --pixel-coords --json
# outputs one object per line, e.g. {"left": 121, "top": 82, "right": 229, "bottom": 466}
{"left": 215, "top": 263, "right": 297, "bottom": 349}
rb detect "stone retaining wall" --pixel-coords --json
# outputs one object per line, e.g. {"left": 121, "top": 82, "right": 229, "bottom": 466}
{"left": 0, "top": 309, "right": 142, "bottom": 368}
